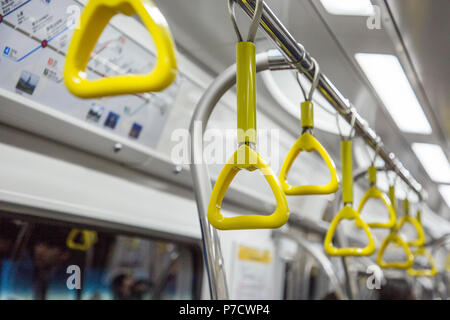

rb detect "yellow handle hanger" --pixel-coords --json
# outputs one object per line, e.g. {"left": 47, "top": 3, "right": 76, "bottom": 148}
{"left": 357, "top": 164, "right": 396, "bottom": 229}
{"left": 208, "top": 0, "right": 289, "bottom": 230}
{"left": 408, "top": 247, "right": 437, "bottom": 277}
{"left": 377, "top": 227, "right": 413, "bottom": 269}
{"left": 324, "top": 115, "right": 375, "bottom": 256}
{"left": 407, "top": 208, "right": 437, "bottom": 277}
{"left": 377, "top": 183, "right": 410, "bottom": 269}
{"left": 397, "top": 198, "right": 426, "bottom": 247}
{"left": 64, "top": 0, "right": 177, "bottom": 98}
{"left": 67, "top": 229, "right": 98, "bottom": 251}
{"left": 279, "top": 61, "right": 339, "bottom": 196}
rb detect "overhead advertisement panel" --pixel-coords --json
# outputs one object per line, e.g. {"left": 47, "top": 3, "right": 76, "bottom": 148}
{"left": 0, "top": 0, "right": 181, "bottom": 148}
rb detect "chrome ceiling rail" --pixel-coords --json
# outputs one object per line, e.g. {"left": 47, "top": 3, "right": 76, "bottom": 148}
{"left": 234, "top": 0, "right": 425, "bottom": 201}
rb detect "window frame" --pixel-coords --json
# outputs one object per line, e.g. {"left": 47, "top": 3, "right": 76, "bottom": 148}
{"left": 0, "top": 207, "right": 204, "bottom": 300}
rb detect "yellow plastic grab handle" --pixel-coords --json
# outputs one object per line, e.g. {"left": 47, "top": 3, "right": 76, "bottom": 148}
{"left": 407, "top": 247, "right": 437, "bottom": 277}
{"left": 64, "top": 0, "right": 177, "bottom": 98}
{"left": 279, "top": 131, "right": 339, "bottom": 195}
{"left": 237, "top": 42, "right": 257, "bottom": 145}
{"left": 397, "top": 214, "right": 426, "bottom": 247}
{"left": 357, "top": 178, "right": 396, "bottom": 229}
{"left": 67, "top": 229, "right": 98, "bottom": 251}
{"left": 324, "top": 140, "right": 375, "bottom": 256}
{"left": 377, "top": 232, "right": 413, "bottom": 269}
{"left": 208, "top": 144, "right": 289, "bottom": 230}
{"left": 324, "top": 205, "right": 376, "bottom": 256}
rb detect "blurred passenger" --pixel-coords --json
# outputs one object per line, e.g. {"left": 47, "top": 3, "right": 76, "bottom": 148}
{"left": 0, "top": 225, "right": 73, "bottom": 300}
{"left": 31, "top": 233, "right": 71, "bottom": 299}
{"left": 378, "top": 279, "right": 416, "bottom": 300}
{"left": 321, "top": 292, "right": 339, "bottom": 300}
{"left": 131, "top": 279, "right": 151, "bottom": 300}
{"left": 111, "top": 273, "right": 152, "bottom": 300}
{"left": 111, "top": 273, "right": 134, "bottom": 300}
{"left": 0, "top": 219, "right": 20, "bottom": 260}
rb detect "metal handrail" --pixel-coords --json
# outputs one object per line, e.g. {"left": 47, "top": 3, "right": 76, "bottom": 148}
{"left": 234, "top": 0, "right": 425, "bottom": 201}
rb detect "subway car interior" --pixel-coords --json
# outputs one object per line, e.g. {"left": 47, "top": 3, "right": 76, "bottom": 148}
{"left": 0, "top": 0, "right": 449, "bottom": 302}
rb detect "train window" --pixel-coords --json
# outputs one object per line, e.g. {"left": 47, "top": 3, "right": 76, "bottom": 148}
{"left": 0, "top": 214, "right": 202, "bottom": 300}
{"left": 378, "top": 278, "right": 416, "bottom": 300}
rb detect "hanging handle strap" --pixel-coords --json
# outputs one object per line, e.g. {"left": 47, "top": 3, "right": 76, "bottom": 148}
{"left": 324, "top": 140, "right": 375, "bottom": 256}
{"left": 357, "top": 165, "right": 396, "bottom": 229}
{"left": 397, "top": 207, "right": 426, "bottom": 247}
{"left": 207, "top": 2, "right": 289, "bottom": 230}
{"left": 407, "top": 247, "right": 437, "bottom": 277}
{"left": 279, "top": 58, "right": 339, "bottom": 196}
{"left": 279, "top": 131, "right": 339, "bottom": 195}
{"left": 377, "top": 232, "right": 413, "bottom": 269}
{"left": 64, "top": 0, "right": 177, "bottom": 98}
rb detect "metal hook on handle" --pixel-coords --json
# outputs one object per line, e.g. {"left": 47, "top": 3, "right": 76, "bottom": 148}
{"left": 385, "top": 169, "right": 399, "bottom": 189}
{"left": 247, "top": 0, "right": 264, "bottom": 42}
{"left": 228, "top": 0, "right": 264, "bottom": 43}
{"left": 335, "top": 112, "right": 344, "bottom": 140}
{"left": 228, "top": 0, "right": 243, "bottom": 42}
{"left": 371, "top": 137, "right": 383, "bottom": 166}
{"left": 349, "top": 110, "right": 357, "bottom": 139}
{"left": 307, "top": 58, "right": 320, "bottom": 101}
{"left": 335, "top": 107, "right": 356, "bottom": 141}
{"left": 406, "top": 186, "right": 415, "bottom": 203}
{"left": 293, "top": 54, "right": 319, "bottom": 102}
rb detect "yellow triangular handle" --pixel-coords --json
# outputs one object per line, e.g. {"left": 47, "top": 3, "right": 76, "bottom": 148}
{"left": 67, "top": 229, "right": 98, "bottom": 251}
{"left": 279, "top": 132, "right": 339, "bottom": 195}
{"left": 377, "top": 232, "right": 413, "bottom": 269}
{"left": 324, "top": 205, "right": 376, "bottom": 256}
{"left": 324, "top": 140, "right": 375, "bottom": 256}
{"left": 208, "top": 144, "right": 290, "bottom": 230}
{"left": 397, "top": 215, "right": 426, "bottom": 247}
{"left": 357, "top": 187, "right": 396, "bottom": 229}
{"left": 407, "top": 247, "right": 437, "bottom": 277}
{"left": 64, "top": 0, "right": 177, "bottom": 98}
